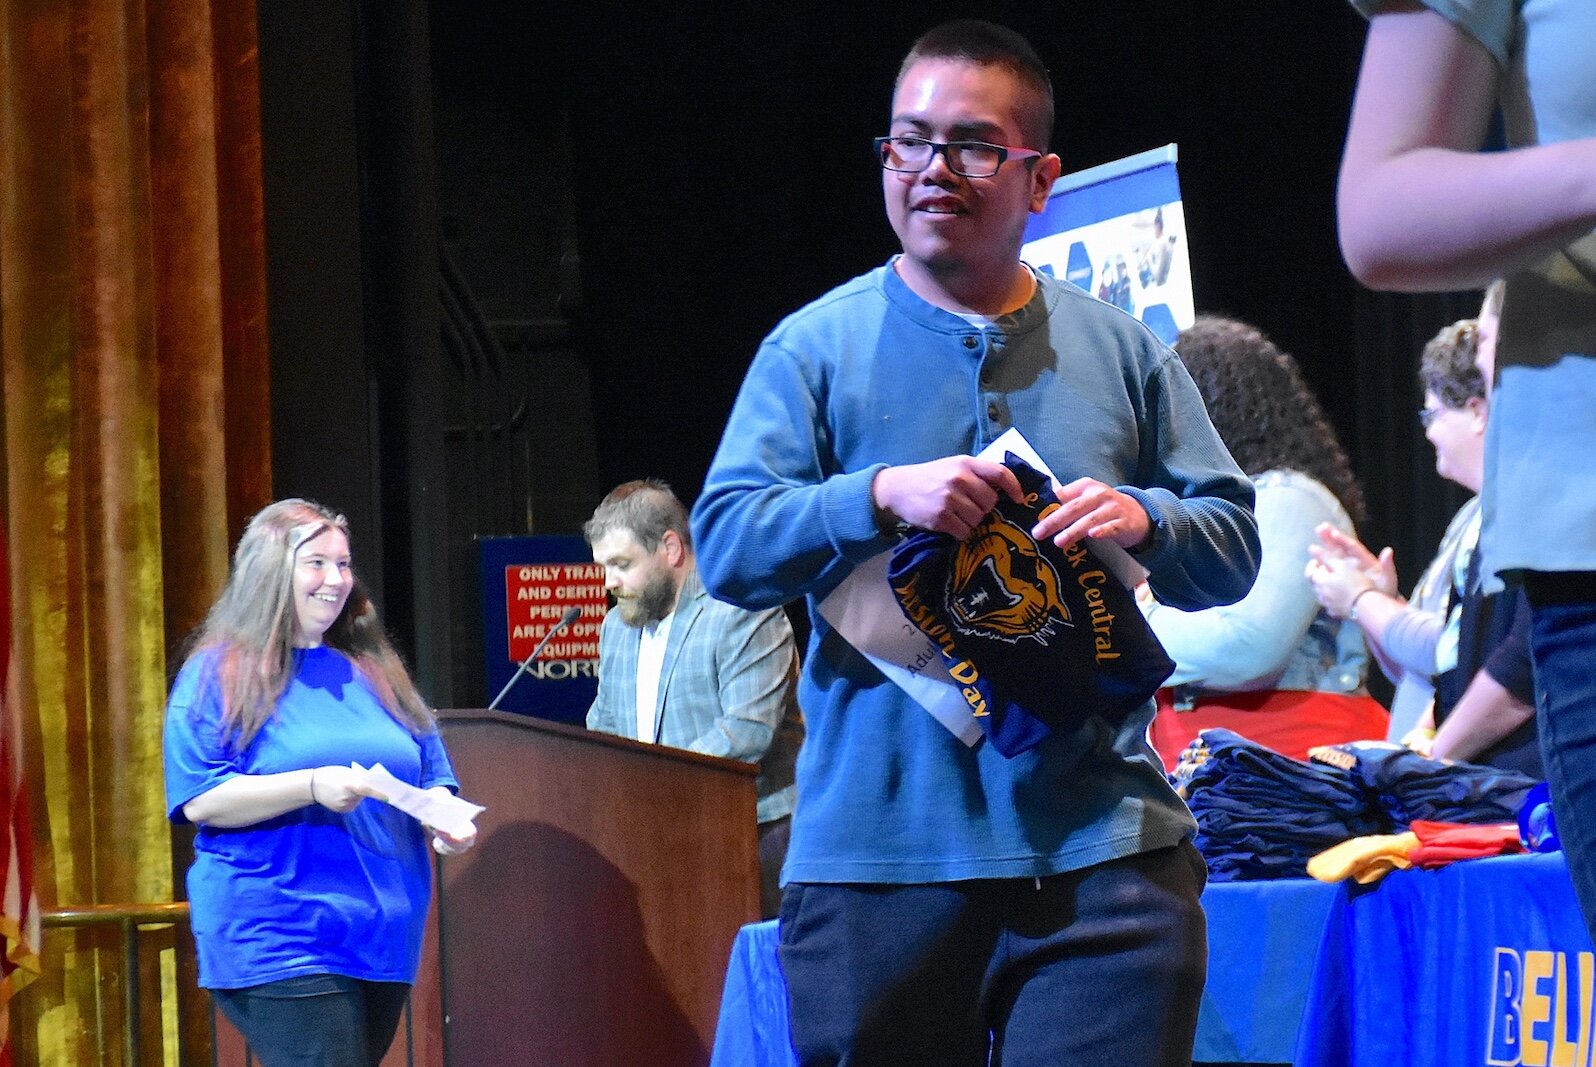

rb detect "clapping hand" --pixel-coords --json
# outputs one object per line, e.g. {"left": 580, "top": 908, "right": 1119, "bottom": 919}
{"left": 1305, "top": 523, "right": 1399, "bottom": 618}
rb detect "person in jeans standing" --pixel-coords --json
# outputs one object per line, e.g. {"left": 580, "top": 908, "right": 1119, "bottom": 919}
{"left": 691, "top": 20, "right": 1259, "bottom": 1066}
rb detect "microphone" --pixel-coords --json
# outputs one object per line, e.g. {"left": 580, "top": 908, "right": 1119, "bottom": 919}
{"left": 488, "top": 604, "right": 583, "bottom": 711}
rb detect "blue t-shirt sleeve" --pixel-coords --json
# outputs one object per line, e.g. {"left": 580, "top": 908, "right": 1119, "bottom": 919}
{"left": 163, "top": 657, "right": 240, "bottom": 824}
{"left": 417, "top": 731, "right": 460, "bottom": 793}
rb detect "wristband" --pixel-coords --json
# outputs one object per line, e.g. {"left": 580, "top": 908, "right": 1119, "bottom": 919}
{"left": 309, "top": 768, "right": 320, "bottom": 806}
{"left": 1348, "top": 586, "right": 1379, "bottom": 622}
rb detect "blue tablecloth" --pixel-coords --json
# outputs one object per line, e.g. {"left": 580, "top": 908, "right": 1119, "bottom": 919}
{"left": 710, "top": 919, "right": 790, "bottom": 1067}
{"left": 1197, "top": 877, "right": 1338, "bottom": 1062}
{"left": 709, "top": 853, "right": 1591, "bottom": 1067}
{"left": 1296, "top": 851, "right": 1593, "bottom": 1067}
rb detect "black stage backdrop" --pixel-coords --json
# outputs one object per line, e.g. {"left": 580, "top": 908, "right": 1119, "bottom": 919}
{"left": 263, "top": 0, "right": 1471, "bottom": 704}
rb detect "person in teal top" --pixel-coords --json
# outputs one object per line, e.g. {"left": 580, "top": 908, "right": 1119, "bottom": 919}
{"left": 692, "top": 20, "right": 1259, "bottom": 1067}
{"left": 163, "top": 499, "right": 475, "bottom": 1067}
{"left": 1339, "top": 0, "right": 1596, "bottom": 947}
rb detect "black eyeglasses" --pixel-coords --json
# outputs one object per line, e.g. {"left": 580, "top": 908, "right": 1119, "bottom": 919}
{"left": 874, "top": 136, "right": 1042, "bottom": 178}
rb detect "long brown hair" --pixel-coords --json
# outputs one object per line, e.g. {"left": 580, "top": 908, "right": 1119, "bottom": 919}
{"left": 183, "top": 499, "right": 434, "bottom": 749}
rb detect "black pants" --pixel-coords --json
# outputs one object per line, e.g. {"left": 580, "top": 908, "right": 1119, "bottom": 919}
{"left": 778, "top": 842, "right": 1208, "bottom": 1067}
{"left": 758, "top": 814, "right": 792, "bottom": 920}
{"left": 212, "top": 974, "right": 410, "bottom": 1067}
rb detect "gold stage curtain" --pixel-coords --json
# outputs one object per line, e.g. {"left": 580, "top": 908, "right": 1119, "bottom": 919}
{"left": 0, "top": 0, "right": 268, "bottom": 1062}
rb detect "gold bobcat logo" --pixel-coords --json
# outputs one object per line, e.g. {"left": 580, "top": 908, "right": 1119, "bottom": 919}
{"left": 948, "top": 506, "right": 1071, "bottom": 644}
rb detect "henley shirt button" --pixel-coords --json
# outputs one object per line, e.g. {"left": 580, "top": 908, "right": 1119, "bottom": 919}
{"left": 987, "top": 402, "right": 1003, "bottom": 422}
{"left": 962, "top": 336, "right": 979, "bottom": 349}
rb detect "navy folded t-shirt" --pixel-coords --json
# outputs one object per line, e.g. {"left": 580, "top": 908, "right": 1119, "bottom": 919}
{"left": 887, "top": 453, "right": 1174, "bottom": 756}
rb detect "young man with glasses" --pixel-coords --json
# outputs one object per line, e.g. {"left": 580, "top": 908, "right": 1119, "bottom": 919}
{"left": 691, "top": 20, "right": 1259, "bottom": 1066}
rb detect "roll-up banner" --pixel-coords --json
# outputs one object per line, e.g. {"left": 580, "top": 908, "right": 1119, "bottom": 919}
{"left": 1021, "top": 143, "right": 1192, "bottom": 345}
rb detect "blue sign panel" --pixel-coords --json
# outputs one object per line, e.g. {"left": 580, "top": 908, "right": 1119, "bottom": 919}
{"left": 478, "top": 535, "right": 604, "bottom": 725}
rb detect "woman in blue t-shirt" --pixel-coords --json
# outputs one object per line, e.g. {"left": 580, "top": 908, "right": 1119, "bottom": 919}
{"left": 163, "top": 499, "right": 475, "bottom": 1067}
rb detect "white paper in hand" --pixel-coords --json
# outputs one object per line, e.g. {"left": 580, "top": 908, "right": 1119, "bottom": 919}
{"left": 816, "top": 552, "right": 985, "bottom": 746}
{"left": 354, "top": 762, "right": 484, "bottom": 837}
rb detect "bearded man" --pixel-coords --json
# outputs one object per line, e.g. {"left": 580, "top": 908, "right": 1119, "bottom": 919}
{"left": 584, "top": 479, "right": 804, "bottom": 917}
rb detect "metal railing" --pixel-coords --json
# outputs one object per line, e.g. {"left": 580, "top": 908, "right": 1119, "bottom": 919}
{"left": 42, "top": 902, "right": 190, "bottom": 1067}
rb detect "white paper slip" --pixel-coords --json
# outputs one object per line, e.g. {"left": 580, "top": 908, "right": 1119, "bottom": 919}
{"left": 354, "top": 762, "right": 485, "bottom": 837}
{"left": 816, "top": 551, "right": 985, "bottom": 747}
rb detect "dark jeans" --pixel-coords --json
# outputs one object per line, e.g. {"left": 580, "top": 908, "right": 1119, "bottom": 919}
{"left": 777, "top": 841, "right": 1208, "bottom": 1067}
{"left": 212, "top": 974, "right": 410, "bottom": 1067}
{"left": 1526, "top": 575, "right": 1596, "bottom": 948}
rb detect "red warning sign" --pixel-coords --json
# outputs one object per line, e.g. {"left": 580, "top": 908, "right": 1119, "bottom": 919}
{"left": 503, "top": 562, "right": 607, "bottom": 662}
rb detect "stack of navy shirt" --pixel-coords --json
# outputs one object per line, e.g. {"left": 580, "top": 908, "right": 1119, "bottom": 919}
{"left": 1307, "top": 740, "right": 1538, "bottom": 826}
{"left": 1173, "top": 728, "right": 1385, "bottom": 881}
{"left": 1175, "top": 729, "right": 1542, "bottom": 881}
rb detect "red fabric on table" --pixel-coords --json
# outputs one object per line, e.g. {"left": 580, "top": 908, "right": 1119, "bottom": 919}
{"left": 1150, "top": 688, "right": 1390, "bottom": 772}
{"left": 1408, "top": 820, "right": 1525, "bottom": 868}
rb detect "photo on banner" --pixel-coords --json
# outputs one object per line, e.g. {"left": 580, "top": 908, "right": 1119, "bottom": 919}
{"left": 1021, "top": 143, "right": 1193, "bottom": 345}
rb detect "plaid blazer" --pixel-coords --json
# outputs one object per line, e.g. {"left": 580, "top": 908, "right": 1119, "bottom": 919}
{"left": 586, "top": 567, "right": 803, "bottom": 822}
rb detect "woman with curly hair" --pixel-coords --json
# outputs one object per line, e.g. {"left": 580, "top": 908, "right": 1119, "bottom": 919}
{"left": 163, "top": 499, "right": 476, "bottom": 1066}
{"left": 1141, "top": 316, "right": 1388, "bottom": 768}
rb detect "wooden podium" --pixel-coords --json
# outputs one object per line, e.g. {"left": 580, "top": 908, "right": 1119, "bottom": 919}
{"left": 214, "top": 709, "right": 760, "bottom": 1067}
{"left": 413, "top": 709, "right": 761, "bottom": 1066}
